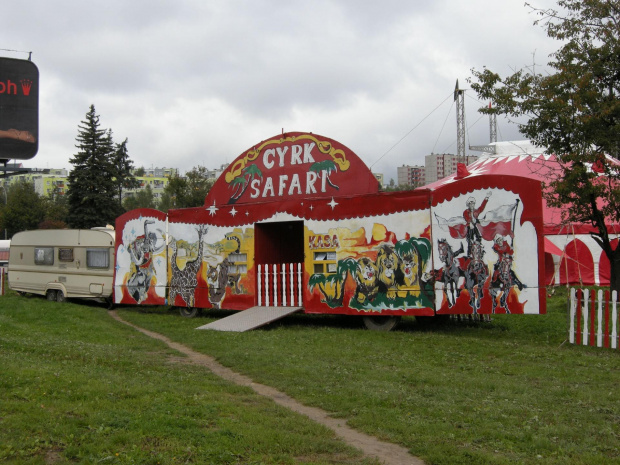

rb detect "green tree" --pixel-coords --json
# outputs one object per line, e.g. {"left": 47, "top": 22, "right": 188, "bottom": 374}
{"left": 123, "top": 184, "right": 156, "bottom": 210}
{"left": 158, "top": 174, "right": 188, "bottom": 210}
{"left": 184, "top": 166, "right": 215, "bottom": 207}
{"left": 40, "top": 192, "right": 69, "bottom": 229}
{"left": 469, "top": 0, "right": 620, "bottom": 290}
{"left": 0, "top": 181, "right": 46, "bottom": 238}
{"left": 67, "top": 105, "right": 120, "bottom": 228}
{"left": 113, "top": 138, "right": 140, "bottom": 208}
{"left": 158, "top": 166, "right": 215, "bottom": 210}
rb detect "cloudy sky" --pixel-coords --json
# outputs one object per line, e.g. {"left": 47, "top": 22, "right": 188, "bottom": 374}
{"left": 2, "top": 0, "right": 558, "bottom": 183}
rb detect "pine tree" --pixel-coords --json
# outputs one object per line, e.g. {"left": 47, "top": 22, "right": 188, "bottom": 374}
{"left": 67, "top": 105, "right": 119, "bottom": 228}
{"left": 113, "top": 138, "right": 140, "bottom": 208}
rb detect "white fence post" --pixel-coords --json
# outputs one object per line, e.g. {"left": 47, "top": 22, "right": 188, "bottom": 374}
{"left": 297, "top": 263, "right": 303, "bottom": 306}
{"left": 613, "top": 290, "right": 618, "bottom": 350}
{"left": 281, "top": 264, "right": 287, "bottom": 306}
{"left": 582, "top": 289, "right": 589, "bottom": 346}
{"left": 569, "top": 288, "right": 576, "bottom": 344}
{"left": 289, "top": 264, "right": 295, "bottom": 307}
{"left": 597, "top": 289, "right": 603, "bottom": 348}
{"left": 272, "top": 264, "right": 278, "bottom": 307}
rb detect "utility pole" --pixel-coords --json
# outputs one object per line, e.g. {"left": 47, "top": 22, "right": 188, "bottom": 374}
{"left": 454, "top": 80, "right": 466, "bottom": 164}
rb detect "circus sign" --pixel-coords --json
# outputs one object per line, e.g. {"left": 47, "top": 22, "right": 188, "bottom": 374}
{"left": 0, "top": 57, "right": 39, "bottom": 160}
{"left": 208, "top": 132, "right": 380, "bottom": 205}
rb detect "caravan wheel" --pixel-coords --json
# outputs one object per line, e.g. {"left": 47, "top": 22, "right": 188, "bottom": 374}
{"left": 46, "top": 290, "right": 57, "bottom": 301}
{"left": 362, "top": 315, "right": 401, "bottom": 331}
{"left": 56, "top": 291, "right": 66, "bottom": 303}
{"left": 179, "top": 307, "right": 198, "bottom": 318}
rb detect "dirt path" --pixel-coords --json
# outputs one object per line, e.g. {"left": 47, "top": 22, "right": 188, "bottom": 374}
{"left": 109, "top": 311, "right": 424, "bottom": 465}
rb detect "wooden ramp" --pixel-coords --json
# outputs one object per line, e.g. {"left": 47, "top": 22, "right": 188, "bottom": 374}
{"left": 196, "top": 306, "right": 303, "bottom": 332}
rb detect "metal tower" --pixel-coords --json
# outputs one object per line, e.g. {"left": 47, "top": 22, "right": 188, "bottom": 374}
{"left": 454, "top": 80, "right": 466, "bottom": 163}
{"left": 489, "top": 102, "right": 497, "bottom": 143}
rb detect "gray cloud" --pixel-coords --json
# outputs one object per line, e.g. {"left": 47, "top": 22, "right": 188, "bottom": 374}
{"left": 2, "top": 0, "right": 557, "bottom": 181}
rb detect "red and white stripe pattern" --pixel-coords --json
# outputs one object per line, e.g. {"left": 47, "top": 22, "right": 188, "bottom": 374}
{"left": 569, "top": 288, "right": 618, "bottom": 349}
{"left": 257, "top": 263, "right": 303, "bottom": 307}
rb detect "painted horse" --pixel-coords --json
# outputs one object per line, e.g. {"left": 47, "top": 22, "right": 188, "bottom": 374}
{"left": 464, "top": 240, "right": 489, "bottom": 313}
{"left": 435, "top": 239, "right": 465, "bottom": 307}
{"left": 490, "top": 253, "right": 523, "bottom": 313}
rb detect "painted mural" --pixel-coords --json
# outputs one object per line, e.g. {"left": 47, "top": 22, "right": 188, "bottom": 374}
{"left": 303, "top": 208, "right": 436, "bottom": 316}
{"left": 431, "top": 188, "right": 539, "bottom": 315}
{"left": 166, "top": 218, "right": 256, "bottom": 310}
{"left": 114, "top": 210, "right": 167, "bottom": 305}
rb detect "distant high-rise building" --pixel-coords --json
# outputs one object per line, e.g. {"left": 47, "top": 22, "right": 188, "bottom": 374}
{"left": 397, "top": 165, "right": 425, "bottom": 187}
{"left": 204, "top": 164, "right": 230, "bottom": 180}
{"left": 126, "top": 167, "right": 180, "bottom": 200}
{"left": 1, "top": 167, "right": 68, "bottom": 198}
{"left": 424, "top": 153, "right": 478, "bottom": 184}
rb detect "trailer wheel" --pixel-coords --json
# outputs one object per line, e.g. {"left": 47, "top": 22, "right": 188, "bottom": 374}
{"left": 179, "top": 307, "right": 198, "bottom": 318}
{"left": 46, "top": 290, "right": 57, "bottom": 301}
{"left": 56, "top": 291, "right": 66, "bottom": 303}
{"left": 362, "top": 315, "right": 401, "bottom": 331}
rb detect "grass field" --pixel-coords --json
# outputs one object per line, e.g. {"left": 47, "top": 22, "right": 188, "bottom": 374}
{"left": 1, "top": 287, "right": 619, "bottom": 464}
{"left": 0, "top": 292, "right": 376, "bottom": 465}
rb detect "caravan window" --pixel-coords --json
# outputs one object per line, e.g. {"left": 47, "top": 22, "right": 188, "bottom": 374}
{"left": 34, "top": 247, "right": 54, "bottom": 266}
{"left": 87, "top": 248, "right": 109, "bottom": 269}
{"left": 58, "top": 248, "right": 74, "bottom": 262}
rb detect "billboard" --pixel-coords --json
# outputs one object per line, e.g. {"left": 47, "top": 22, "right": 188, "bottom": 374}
{"left": 0, "top": 57, "right": 39, "bottom": 161}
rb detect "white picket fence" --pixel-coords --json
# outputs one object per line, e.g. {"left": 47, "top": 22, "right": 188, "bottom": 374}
{"left": 569, "top": 288, "right": 619, "bottom": 349}
{"left": 257, "top": 263, "right": 303, "bottom": 307}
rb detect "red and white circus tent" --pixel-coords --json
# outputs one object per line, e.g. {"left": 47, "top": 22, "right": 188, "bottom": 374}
{"left": 424, "top": 141, "right": 620, "bottom": 287}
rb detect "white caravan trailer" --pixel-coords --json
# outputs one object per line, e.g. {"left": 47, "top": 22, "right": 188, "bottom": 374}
{"left": 9, "top": 228, "right": 115, "bottom": 302}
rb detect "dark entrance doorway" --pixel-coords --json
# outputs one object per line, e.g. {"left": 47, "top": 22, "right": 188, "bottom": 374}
{"left": 254, "top": 221, "right": 304, "bottom": 265}
{"left": 254, "top": 221, "right": 305, "bottom": 307}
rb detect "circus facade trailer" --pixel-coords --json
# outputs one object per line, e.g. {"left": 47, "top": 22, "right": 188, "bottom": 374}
{"left": 443, "top": 141, "right": 620, "bottom": 287}
{"left": 114, "top": 132, "right": 546, "bottom": 324}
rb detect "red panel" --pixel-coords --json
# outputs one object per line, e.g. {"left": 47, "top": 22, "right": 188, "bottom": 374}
{"left": 171, "top": 189, "right": 431, "bottom": 228}
{"left": 559, "top": 239, "right": 595, "bottom": 285}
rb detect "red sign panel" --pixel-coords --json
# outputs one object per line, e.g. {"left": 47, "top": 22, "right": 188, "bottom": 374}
{"left": 205, "top": 132, "right": 379, "bottom": 206}
{"left": 0, "top": 57, "right": 39, "bottom": 161}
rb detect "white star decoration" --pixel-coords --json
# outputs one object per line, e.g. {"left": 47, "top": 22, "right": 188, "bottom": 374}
{"left": 328, "top": 197, "right": 338, "bottom": 210}
{"left": 230, "top": 207, "right": 237, "bottom": 217}
{"left": 207, "top": 202, "right": 218, "bottom": 216}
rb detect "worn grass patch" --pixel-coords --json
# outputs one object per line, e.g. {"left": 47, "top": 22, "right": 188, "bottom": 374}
{"left": 118, "top": 288, "right": 620, "bottom": 465}
{"left": 0, "top": 293, "right": 377, "bottom": 464}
